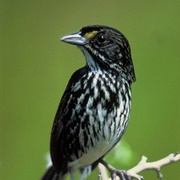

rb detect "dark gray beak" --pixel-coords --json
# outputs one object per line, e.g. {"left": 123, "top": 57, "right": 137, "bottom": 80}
{"left": 61, "top": 32, "right": 86, "bottom": 45}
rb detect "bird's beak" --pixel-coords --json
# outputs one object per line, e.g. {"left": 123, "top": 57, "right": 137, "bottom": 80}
{"left": 61, "top": 32, "right": 86, "bottom": 45}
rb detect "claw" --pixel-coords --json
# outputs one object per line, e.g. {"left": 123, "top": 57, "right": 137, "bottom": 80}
{"left": 111, "top": 168, "right": 117, "bottom": 180}
{"left": 116, "top": 170, "right": 132, "bottom": 180}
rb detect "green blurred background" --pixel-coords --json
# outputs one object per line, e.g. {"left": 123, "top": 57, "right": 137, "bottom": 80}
{"left": 1, "top": 0, "right": 180, "bottom": 179}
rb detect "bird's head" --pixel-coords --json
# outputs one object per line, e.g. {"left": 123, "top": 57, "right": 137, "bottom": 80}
{"left": 61, "top": 25, "right": 136, "bottom": 83}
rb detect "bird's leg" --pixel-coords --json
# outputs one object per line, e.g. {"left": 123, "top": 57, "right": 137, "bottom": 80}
{"left": 69, "top": 167, "right": 74, "bottom": 180}
{"left": 99, "top": 159, "right": 132, "bottom": 180}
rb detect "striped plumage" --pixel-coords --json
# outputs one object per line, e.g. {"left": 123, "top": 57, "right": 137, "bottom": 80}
{"left": 42, "top": 25, "right": 136, "bottom": 180}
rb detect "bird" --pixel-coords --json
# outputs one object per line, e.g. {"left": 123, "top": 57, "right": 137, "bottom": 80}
{"left": 42, "top": 25, "right": 136, "bottom": 180}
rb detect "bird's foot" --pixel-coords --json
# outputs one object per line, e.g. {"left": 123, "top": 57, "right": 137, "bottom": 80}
{"left": 111, "top": 168, "right": 132, "bottom": 180}
{"left": 99, "top": 159, "right": 135, "bottom": 180}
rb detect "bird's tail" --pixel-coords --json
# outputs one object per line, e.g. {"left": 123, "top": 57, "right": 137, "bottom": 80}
{"left": 41, "top": 159, "right": 100, "bottom": 180}
{"left": 41, "top": 165, "right": 64, "bottom": 180}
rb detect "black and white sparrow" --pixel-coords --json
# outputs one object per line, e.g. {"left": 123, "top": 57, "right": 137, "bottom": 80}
{"left": 42, "top": 25, "right": 136, "bottom": 180}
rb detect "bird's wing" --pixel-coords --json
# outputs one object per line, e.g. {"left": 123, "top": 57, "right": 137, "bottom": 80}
{"left": 50, "top": 67, "right": 87, "bottom": 173}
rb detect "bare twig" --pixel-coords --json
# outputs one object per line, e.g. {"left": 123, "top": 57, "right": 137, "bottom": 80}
{"left": 98, "top": 163, "right": 109, "bottom": 180}
{"left": 98, "top": 153, "right": 180, "bottom": 180}
{"left": 128, "top": 153, "right": 180, "bottom": 179}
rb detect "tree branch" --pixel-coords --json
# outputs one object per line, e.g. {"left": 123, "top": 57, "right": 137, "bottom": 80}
{"left": 98, "top": 153, "right": 180, "bottom": 180}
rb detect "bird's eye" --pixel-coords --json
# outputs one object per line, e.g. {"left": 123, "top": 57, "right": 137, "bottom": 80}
{"left": 96, "top": 34, "right": 106, "bottom": 44}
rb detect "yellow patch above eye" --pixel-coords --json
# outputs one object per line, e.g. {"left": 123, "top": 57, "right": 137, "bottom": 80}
{"left": 84, "top": 31, "right": 98, "bottom": 40}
